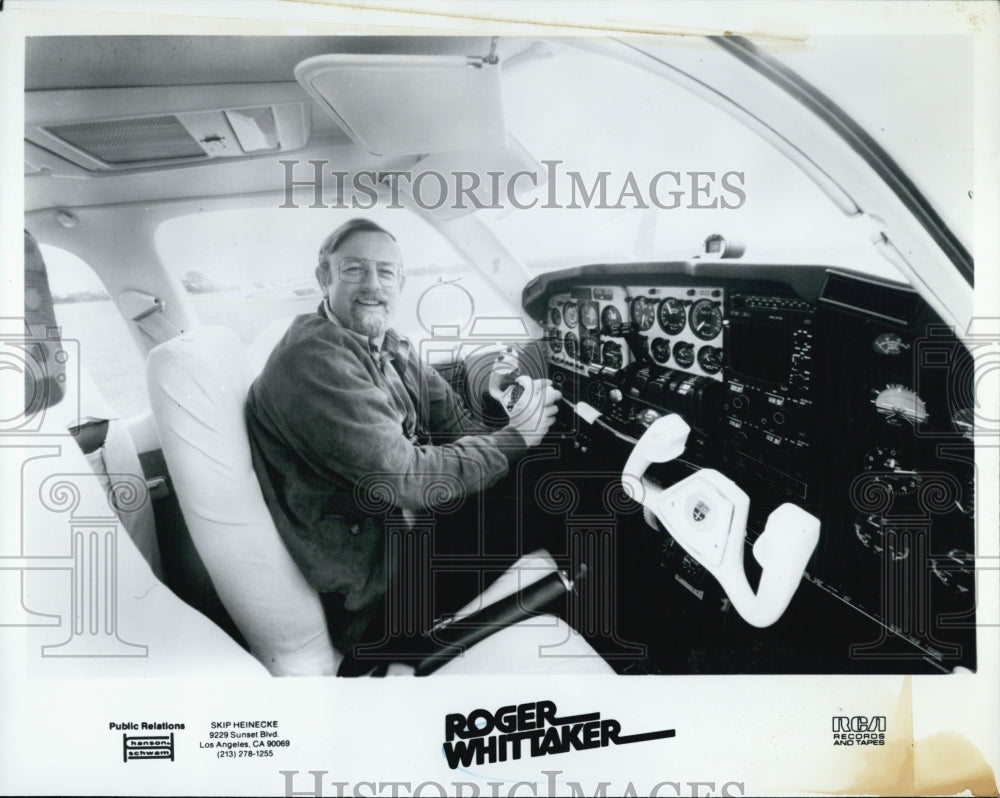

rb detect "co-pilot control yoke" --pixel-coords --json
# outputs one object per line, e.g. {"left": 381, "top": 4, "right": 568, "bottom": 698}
{"left": 621, "top": 414, "right": 820, "bottom": 628}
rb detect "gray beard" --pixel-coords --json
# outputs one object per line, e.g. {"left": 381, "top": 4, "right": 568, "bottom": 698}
{"left": 351, "top": 307, "right": 387, "bottom": 339}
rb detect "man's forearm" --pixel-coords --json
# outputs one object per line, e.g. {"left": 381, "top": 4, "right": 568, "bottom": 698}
{"left": 354, "top": 428, "right": 528, "bottom": 513}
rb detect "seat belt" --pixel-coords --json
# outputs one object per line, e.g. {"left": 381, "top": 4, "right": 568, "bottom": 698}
{"left": 119, "top": 289, "right": 183, "bottom": 344}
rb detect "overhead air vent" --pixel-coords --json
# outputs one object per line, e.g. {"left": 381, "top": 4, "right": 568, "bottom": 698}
{"left": 46, "top": 115, "right": 206, "bottom": 164}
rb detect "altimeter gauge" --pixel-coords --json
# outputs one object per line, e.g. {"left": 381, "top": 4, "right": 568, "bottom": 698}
{"left": 657, "top": 297, "right": 687, "bottom": 334}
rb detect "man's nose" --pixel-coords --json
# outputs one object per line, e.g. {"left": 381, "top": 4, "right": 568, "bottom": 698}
{"left": 360, "top": 263, "right": 382, "bottom": 289}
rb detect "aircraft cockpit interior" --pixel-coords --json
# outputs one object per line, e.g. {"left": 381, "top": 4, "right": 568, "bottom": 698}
{"left": 16, "top": 32, "right": 981, "bottom": 680}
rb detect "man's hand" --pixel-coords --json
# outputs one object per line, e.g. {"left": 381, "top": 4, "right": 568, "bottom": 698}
{"left": 506, "top": 376, "right": 561, "bottom": 448}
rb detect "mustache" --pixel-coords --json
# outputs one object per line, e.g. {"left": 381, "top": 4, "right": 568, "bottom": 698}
{"left": 355, "top": 290, "right": 389, "bottom": 304}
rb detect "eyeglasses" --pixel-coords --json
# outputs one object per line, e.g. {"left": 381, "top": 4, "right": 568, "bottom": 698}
{"left": 337, "top": 257, "right": 403, "bottom": 286}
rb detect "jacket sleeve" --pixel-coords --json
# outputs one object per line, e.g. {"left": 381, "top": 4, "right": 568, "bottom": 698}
{"left": 416, "top": 358, "right": 497, "bottom": 441}
{"left": 254, "top": 330, "right": 527, "bottom": 513}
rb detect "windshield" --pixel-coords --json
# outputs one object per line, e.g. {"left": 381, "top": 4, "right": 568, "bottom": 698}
{"left": 152, "top": 34, "right": 974, "bottom": 339}
{"left": 767, "top": 35, "right": 972, "bottom": 252}
{"left": 486, "top": 42, "right": 905, "bottom": 281}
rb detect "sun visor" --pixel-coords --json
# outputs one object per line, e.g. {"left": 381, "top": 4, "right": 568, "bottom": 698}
{"left": 294, "top": 54, "right": 508, "bottom": 157}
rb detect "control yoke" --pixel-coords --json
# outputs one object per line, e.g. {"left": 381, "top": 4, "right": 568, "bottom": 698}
{"left": 622, "top": 414, "right": 820, "bottom": 628}
{"left": 486, "top": 347, "right": 525, "bottom": 414}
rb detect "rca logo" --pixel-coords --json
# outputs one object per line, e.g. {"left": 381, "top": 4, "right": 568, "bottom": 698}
{"left": 832, "top": 716, "right": 886, "bottom": 733}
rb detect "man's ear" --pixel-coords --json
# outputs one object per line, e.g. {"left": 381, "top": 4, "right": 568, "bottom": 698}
{"left": 315, "top": 264, "right": 330, "bottom": 294}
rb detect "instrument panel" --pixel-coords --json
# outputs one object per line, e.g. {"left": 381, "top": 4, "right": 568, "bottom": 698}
{"left": 522, "top": 263, "right": 976, "bottom": 673}
{"left": 543, "top": 285, "right": 725, "bottom": 380}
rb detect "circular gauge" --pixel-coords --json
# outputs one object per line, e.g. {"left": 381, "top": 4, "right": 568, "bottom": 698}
{"left": 951, "top": 407, "right": 974, "bottom": 439}
{"left": 601, "top": 305, "right": 622, "bottom": 333}
{"left": 580, "top": 334, "right": 599, "bottom": 364}
{"left": 673, "top": 341, "right": 695, "bottom": 368}
{"left": 697, "top": 345, "right": 722, "bottom": 374}
{"left": 657, "top": 297, "right": 687, "bottom": 335}
{"left": 650, "top": 337, "right": 671, "bottom": 364}
{"left": 580, "top": 301, "right": 599, "bottom": 332}
{"left": 629, "top": 297, "right": 655, "bottom": 331}
{"left": 873, "top": 332, "right": 909, "bottom": 356}
{"left": 872, "top": 384, "right": 929, "bottom": 426}
{"left": 548, "top": 306, "right": 562, "bottom": 327}
{"left": 601, "top": 341, "right": 623, "bottom": 370}
{"left": 689, "top": 299, "right": 723, "bottom": 340}
{"left": 563, "top": 331, "right": 579, "bottom": 360}
{"left": 544, "top": 327, "right": 562, "bottom": 354}
{"left": 585, "top": 380, "right": 608, "bottom": 411}
{"left": 563, "top": 302, "right": 579, "bottom": 328}
{"left": 863, "top": 446, "right": 922, "bottom": 496}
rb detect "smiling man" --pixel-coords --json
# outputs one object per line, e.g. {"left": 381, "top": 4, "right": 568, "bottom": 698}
{"left": 244, "top": 218, "right": 559, "bottom": 669}
{"left": 318, "top": 220, "right": 403, "bottom": 343}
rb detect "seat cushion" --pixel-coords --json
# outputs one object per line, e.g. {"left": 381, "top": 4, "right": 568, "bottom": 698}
{"left": 147, "top": 326, "right": 337, "bottom": 675}
{"left": 10, "top": 371, "right": 265, "bottom": 677}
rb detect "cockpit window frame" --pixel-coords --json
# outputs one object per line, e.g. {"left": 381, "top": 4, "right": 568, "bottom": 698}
{"left": 712, "top": 35, "right": 973, "bottom": 287}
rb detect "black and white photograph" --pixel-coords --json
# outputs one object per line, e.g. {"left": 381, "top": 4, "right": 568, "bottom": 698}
{"left": 2, "top": 1, "right": 998, "bottom": 796}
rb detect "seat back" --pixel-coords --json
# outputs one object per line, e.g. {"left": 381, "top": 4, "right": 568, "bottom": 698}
{"left": 146, "top": 326, "right": 337, "bottom": 675}
{"left": 25, "top": 229, "right": 163, "bottom": 578}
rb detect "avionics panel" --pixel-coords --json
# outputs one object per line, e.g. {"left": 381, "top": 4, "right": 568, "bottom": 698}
{"left": 542, "top": 284, "right": 725, "bottom": 381}
{"left": 720, "top": 292, "right": 816, "bottom": 500}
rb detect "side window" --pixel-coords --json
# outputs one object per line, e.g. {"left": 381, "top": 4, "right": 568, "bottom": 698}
{"left": 154, "top": 206, "right": 517, "bottom": 349}
{"left": 41, "top": 244, "right": 151, "bottom": 418}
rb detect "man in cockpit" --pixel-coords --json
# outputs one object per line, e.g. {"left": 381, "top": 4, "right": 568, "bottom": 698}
{"left": 245, "top": 218, "right": 559, "bottom": 668}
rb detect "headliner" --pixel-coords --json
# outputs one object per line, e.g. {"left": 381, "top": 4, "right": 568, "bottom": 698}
{"left": 25, "top": 35, "right": 494, "bottom": 90}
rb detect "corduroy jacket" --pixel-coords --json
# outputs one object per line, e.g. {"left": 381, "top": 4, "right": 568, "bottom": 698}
{"left": 245, "top": 306, "right": 528, "bottom": 650}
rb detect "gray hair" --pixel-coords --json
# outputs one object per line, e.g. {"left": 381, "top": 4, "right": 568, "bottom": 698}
{"left": 315, "top": 218, "right": 397, "bottom": 287}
